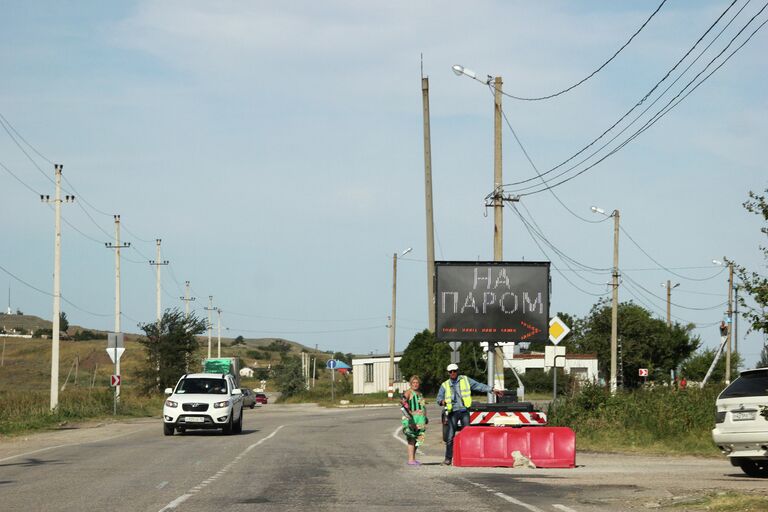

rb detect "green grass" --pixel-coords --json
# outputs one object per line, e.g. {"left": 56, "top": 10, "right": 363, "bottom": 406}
{"left": 666, "top": 492, "right": 768, "bottom": 511}
{"left": 547, "top": 384, "right": 723, "bottom": 456}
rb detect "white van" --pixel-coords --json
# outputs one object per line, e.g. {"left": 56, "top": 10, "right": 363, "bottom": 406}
{"left": 712, "top": 367, "right": 768, "bottom": 477}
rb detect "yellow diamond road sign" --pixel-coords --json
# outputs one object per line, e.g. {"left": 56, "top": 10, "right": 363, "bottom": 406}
{"left": 549, "top": 316, "right": 571, "bottom": 345}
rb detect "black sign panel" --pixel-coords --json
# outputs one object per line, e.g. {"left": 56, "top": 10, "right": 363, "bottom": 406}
{"left": 435, "top": 261, "right": 550, "bottom": 343}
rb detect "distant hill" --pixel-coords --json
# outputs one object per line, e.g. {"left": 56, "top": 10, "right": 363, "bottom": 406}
{"left": 0, "top": 313, "right": 109, "bottom": 339}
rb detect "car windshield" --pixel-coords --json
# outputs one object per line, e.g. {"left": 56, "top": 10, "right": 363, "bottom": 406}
{"left": 176, "top": 378, "right": 228, "bottom": 394}
{"left": 719, "top": 369, "right": 768, "bottom": 399}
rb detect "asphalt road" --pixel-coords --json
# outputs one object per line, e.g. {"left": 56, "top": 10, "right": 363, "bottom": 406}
{"left": 1, "top": 403, "right": 765, "bottom": 512}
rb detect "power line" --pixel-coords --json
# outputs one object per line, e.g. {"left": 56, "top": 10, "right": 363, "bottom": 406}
{"left": 501, "top": 0, "right": 669, "bottom": 101}
{"left": 510, "top": 1, "right": 766, "bottom": 196}
{"left": 623, "top": 272, "right": 728, "bottom": 310}
{"left": 0, "top": 113, "right": 54, "bottom": 185}
{"left": 224, "top": 310, "right": 386, "bottom": 323}
{"left": 0, "top": 159, "right": 42, "bottom": 196}
{"left": 0, "top": 112, "right": 54, "bottom": 165}
{"left": 225, "top": 325, "right": 384, "bottom": 335}
{"left": 503, "top": 0, "right": 747, "bottom": 193}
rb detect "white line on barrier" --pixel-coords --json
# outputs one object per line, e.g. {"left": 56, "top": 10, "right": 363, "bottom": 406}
{"left": 157, "top": 425, "right": 284, "bottom": 512}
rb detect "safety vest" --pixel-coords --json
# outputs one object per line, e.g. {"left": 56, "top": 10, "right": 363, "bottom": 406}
{"left": 442, "top": 376, "right": 472, "bottom": 412}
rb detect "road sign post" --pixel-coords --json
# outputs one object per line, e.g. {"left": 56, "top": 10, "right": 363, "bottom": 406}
{"left": 107, "top": 333, "right": 124, "bottom": 415}
{"left": 326, "top": 359, "right": 337, "bottom": 402}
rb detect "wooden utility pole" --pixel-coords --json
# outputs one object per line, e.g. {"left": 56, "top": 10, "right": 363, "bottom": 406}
{"left": 388, "top": 252, "right": 398, "bottom": 399}
{"left": 666, "top": 280, "right": 672, "bottom": 327}
{"left": 421, "top": 74, "right": 436, "bottom": 333}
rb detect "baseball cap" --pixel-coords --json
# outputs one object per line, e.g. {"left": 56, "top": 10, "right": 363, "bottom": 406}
{"left": 446, "top": 363, "right": 459, "bottom": 372}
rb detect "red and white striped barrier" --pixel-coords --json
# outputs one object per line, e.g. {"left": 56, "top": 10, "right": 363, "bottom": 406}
{"left": 469, "top": 410, "right": 547, "bottom": 426}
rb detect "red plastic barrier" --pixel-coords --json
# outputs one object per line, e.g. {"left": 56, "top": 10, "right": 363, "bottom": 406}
{"left": 452, "top": 426, "right": 575, "bottom": 468}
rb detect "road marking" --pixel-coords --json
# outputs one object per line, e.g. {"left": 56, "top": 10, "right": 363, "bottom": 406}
{"left": 157, "top": 425, "right": 284, "bottom": 512}
{"left": 493, "top": 492, "right": 546, "bottom": 512}
{"left": 392, "top": 426, "right": 407, "bottom": 446}
{"left": 553, "top": 505, "right": 578, "bottom": 512}
{"left": 156, "top": 481, "right": 169, "bottom": 489}
{"left": 0, "top": 425, "right": 152, "bottom": 463}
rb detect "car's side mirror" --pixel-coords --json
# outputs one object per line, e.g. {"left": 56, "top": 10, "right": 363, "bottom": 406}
{"left": 164, "top": 388, "right": 173, "bottom": 395}
{"left": 232, "top": 388, "right": 243, "bottom": 395}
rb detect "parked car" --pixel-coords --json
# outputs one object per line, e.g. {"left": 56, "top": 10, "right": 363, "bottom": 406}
{"left": 162, "top": 373, "right": 244, "bottom": 436}
{"left": 712, "top": 367, "right": 768, "bottom": 477}
{"left": 241, "top": 388, "right": 257, "bottom": 409}
{"left": 255, "top": 392, "right": 268, "bottom": 405}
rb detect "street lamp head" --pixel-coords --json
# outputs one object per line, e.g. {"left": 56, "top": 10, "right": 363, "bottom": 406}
{"left": 591, "top": 206, "right": 606, "bottom": 215}
{"left": 401, "top": 247, "right": 413, "bottom": 257}
{"left": 452, "top": 64, "right": 477, "bottom": 80}
{"left": 712, "top": 259, "right": 723, "bottom": 266}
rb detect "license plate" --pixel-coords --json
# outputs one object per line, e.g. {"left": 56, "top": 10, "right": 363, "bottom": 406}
{"left": 184, "top": 416, "right": 205, "bottom": 423}
{"left": 732, "top": 411, "right": 756, "bottom": 421}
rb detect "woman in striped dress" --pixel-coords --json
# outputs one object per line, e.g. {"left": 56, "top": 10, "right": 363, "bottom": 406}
{"left": 401, "top": 375, "right": 427, "bottom": 466}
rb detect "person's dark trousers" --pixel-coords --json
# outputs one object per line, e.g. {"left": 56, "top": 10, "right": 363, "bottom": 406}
{"left": 445, "top": 409, "right": 470, "bottom": 461}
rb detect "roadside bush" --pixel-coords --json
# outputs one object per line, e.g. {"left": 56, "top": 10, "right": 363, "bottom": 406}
{"left": 547, "top": 383, "right": 722, "bottom": 454}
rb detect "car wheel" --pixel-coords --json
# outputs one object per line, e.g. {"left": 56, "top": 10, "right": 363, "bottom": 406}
{"left": 177, "top": 427, "right": 186, "bottom": 434}
{"left": 740, "top": 460, "right": 768, "bottom": 478}
{"left": 250, "top": 404, "right": 255, "bottom": 409}
{"left": 233, "top": 410, "right": 243, "bottom": 434}
{"left": 163, "top": 423, "right": 175, "bottom": 436}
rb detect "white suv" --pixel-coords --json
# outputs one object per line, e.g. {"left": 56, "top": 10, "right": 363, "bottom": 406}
{"left": 712, "top": 367, "right": 768, "bottom": 477}
{"left": 163, "top": 373, "right": 244, "bottom": 436}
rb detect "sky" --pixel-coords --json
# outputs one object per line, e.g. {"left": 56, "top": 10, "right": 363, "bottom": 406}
{"left": 0, "top": 1, "right": 766, "bottom": 366}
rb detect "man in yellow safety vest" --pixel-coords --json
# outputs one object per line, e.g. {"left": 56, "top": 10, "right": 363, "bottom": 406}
{"left": 436, "top": 363, "right": 503, "bottom": 465}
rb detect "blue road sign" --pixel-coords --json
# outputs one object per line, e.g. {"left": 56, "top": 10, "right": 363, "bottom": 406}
{"left": 326, "top": 359, "right": 337, "bottom": 370}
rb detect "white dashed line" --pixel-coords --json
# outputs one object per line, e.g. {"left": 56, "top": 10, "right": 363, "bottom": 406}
{"left": 494, "top": 492, "right": 546, "bottom": 512}
{"left": 553, "top": 505, "right": 578, "bottom": 512}
{"left": 157, "top": 425, "right": 284, "bottom": 512}
{"left": 156, "top": 481, "right": 168, "bottom": 489}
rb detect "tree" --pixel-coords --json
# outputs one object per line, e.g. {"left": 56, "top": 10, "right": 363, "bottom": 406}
{"left": 232, "top": 335, "right": 245, "bottom": 346}
{"left": 681, "top": 348, "right": 743, "bottom": 382}
{"left": 137, "top": 309, "right": 207, "bottom": 393}
{"left": 398, "top": 329, "right": 487, "bottom": 394}
{"left": 272, "top": 355, "right": 305, "bottom": 397}
{"left": 59, "top": 311, "right": 69, "bottom": 332}
{"left": 757, "top": 345, "right": 768, "bottom": 369}
{"left": 570, "top": 298, "right": 700, "bottom": 387}
{"left": 735, "top": 189, "right": 768, "bottom": 336}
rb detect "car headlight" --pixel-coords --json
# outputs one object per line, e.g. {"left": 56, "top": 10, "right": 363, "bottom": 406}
{"left": 165, "top": 399, "right": 178, "bottom": 408}
{"left": 213, "top": 400, "right": 230, "bottom": 409}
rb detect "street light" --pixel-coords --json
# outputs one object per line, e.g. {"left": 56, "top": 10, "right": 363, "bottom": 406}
{"left": 388, "top": 247, "right": 412, "bottom": 399}
{"left": 592, "top": 205, "right": 620, "bottom": 393}
{"left": 661, "top": 281, "right": 680, "bottom": 327}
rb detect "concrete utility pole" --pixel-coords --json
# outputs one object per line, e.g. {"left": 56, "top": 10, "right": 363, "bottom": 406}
{"left": 421, "top": 72, "right": 436, "bottom": 332}
{"left": 489, "top": 75, "right": 505, "bottom": 400}
{"left": 663, "top": 280, "right": 679, "bottom": 327}
{"left": 389, "top": 248, "right": 412, "bottom": 398}
{"left": 610, "top": 209, "right": 620, "bottom": 394}
{"left": 204, "top": 296, "right": 215, "bottom": 359}
{"left": 217, "top": 307, "right": 222, "bottom": 358}
{"left": 180, "top": 280, "right": 196, "bottom": 317}
{"left": 726, "top": 260, "right": 734, "bottom": 384}
{"left": 105, "top": 214, "right": 130, "bottom": 402}
{"left": 734, "top": 285, "right": 739, "bottom": 360}
{"left": 149, "top": 239, "right": 169, "bottom": 322}
{"left": 41, "top": 164, "right": 74, "bottom": 411}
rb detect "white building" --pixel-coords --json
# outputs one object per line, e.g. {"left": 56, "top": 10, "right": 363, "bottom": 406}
{"left": 503, "top": 349, "right": 599, "bottom": 382}
{"left": 352, "top": 354, "right": 409, "bottom": 395}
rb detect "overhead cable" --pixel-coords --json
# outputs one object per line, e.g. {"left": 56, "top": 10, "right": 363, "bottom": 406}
{"left": 502, "top": 0, "right": 669, "bottom": 101}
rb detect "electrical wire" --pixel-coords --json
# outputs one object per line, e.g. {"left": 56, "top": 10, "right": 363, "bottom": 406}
{"left": 512, "top": 206, "right": 611, "bottom": 297}
{"left": 224, "top": 310, "right": 386, "bottom": 323}
{"left": 224, "top": 325, "right": 385, "bottom": 335}
{"left": 0, "top": 159, "right": 42, "bottom": 196}
{"left": 0, "top": 112, "right": 54, "bottom": 165}
{"left": 120, "top": 222, "right": 156, "bottom": 244}
{"left": 620, "top": 225, "right": 729, "bottom": 281}
{"left": 623, "top": 272, "right": 728, "bottom": 310}
{"left": 511, "top": 1, "right": 766, "bottom": 196}
{"left": 502, "top": 0, "right": 669, "bottom": 101}
{"left": 505, "top": 0, "right": 741, "bottom": 189}
{"left": 0, "top": 113, "right": 55, "bottom": 185}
